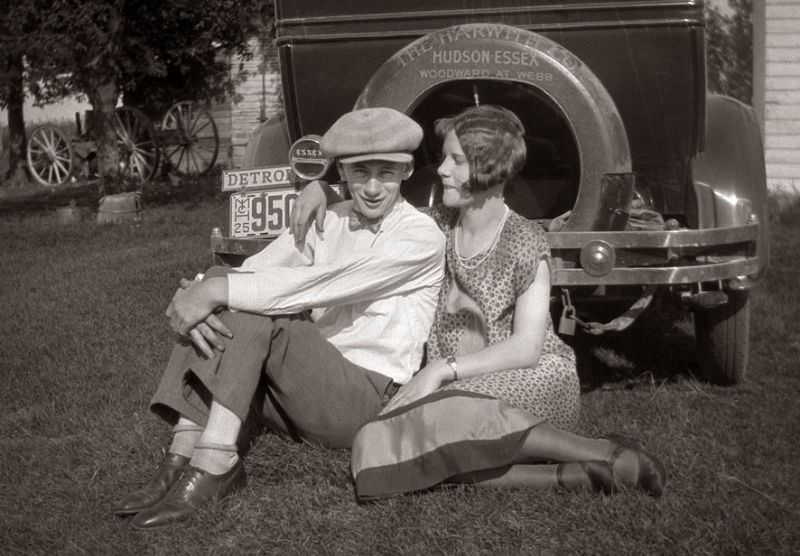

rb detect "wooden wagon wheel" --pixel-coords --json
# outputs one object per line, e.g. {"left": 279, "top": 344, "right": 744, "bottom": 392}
{"left": 26, "top": 125, "right": 74, "bottom": 186}
{"left": 160, "top": 101, "right": 219, "bottom": 177}
{"left": 114, "top": 106, "right": 160, "bottom": 184}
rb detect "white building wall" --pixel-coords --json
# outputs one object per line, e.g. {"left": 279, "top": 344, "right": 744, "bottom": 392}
{"left": 213, "top": 38, "right": 282, "bottom": 169}
{"left": 762, "top": 0, "right": 800, "bottom": 195}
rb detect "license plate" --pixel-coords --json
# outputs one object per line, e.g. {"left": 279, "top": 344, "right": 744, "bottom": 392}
{"left": 221, "top": 165, "right": 293, "bottom": 192}
{"left": 230, "top": 188, "right": 298, "bottom": 238}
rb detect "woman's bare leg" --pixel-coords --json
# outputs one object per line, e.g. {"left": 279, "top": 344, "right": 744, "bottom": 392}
{"left": 450, "top": 462, "right": 612, "bottom": 492}
{"left": 516, "top": 424, "right": 663, "bottom": 493}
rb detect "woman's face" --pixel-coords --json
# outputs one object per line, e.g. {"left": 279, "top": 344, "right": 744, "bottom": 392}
{"left": 437, "top": 130, "right": 473, "bottom": 208}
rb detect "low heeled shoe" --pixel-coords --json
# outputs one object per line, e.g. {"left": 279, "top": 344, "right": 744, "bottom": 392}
{"left": 556, "top": 461, "right": 617, "bottom": 495}
{"left": 113, "top": 453, "right": 189, "bottom": 515}
{"left": 605, "top": 433, "right": 667, "bottom": 497}
{"left": 130, "top": 459, "right": 247, "bottom": 529}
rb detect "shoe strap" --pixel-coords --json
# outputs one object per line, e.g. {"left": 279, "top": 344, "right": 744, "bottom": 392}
{"left": 607, "top": 444, "right": 626, "bottom": 467}
{"left": 172, "top": 423, "right": 204, "bottom": 434}
{"left": 193, "top": 441, "right": 238, "bottom": 453}
{"left": 555, "top": 463, "right": 566, "bottom": 489}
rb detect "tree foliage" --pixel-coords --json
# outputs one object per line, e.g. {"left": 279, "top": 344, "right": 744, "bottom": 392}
{"left": 36, "top": 0, "right": 270, "bottom": 188}
{"left": 32, "top": 0, "right": 271, "bottom": 114}
{"left": 0, "top": 3, "right": 48, "bottom": 182}
{"left": 705, "top": 0, "right": 753, "bottom": 104}
{"left": 2, "top": 0, "right": 270, "bottom": 187}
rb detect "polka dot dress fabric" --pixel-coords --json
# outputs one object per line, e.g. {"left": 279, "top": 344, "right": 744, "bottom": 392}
{"left": 429, "top": 205, "right": 580, "bottom": 431}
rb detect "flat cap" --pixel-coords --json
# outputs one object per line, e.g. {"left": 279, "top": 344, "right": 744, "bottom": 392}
{"left": 321, "top": 108, "right": 423, "bottom": 164}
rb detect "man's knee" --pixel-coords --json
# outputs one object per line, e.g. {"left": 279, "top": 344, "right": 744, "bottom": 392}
{"left": 213, "top": 309, "right": 281, "bottom": 343}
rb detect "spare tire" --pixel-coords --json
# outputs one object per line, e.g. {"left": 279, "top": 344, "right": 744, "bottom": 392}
{"left": 355, "top": 23, "right": 632, "bottom": 232}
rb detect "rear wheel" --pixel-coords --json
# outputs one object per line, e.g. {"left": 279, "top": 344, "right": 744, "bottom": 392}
{"left": 694, "top": 290, "right": 750, "bottom": 385}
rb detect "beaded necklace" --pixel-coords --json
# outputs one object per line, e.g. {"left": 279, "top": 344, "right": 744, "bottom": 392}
{"left": 454, "top": 205, "right": 510, "bottom": 269}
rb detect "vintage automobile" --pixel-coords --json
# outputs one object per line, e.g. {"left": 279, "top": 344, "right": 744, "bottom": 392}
{"left": 212, "top": 0, "right": 768, "bottom": 386}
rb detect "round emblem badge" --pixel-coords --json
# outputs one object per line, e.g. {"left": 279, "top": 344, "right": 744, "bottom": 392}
{"left": 289, "top": 135, "right": 331, "bottom": 181}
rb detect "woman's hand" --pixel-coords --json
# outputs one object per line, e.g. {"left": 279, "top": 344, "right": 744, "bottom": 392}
{"left": 382, "top": 359, "right": 454, "bottom": 413}
{"left": 290, "top": 180, "right": 330, "bottom": 241}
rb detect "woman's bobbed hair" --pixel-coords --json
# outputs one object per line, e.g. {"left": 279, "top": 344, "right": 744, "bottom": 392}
{"left": 435, "top": 105, "right": 527, "bottom": 193}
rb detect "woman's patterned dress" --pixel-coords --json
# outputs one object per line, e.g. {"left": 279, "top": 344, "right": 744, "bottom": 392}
{"left": 351, "top": 204, "right": 580, "bottom": 500}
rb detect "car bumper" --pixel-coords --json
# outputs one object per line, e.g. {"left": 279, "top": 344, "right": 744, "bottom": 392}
{"left": 548, "top": 222, "right": 763, "bottom": 287}
{"left": 211, "top": 221, "right": 765, "bottom": 289}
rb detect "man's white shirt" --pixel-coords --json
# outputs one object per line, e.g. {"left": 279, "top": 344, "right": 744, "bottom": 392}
{"left": 226, "top": 199, "right": 445, "bottom": 384}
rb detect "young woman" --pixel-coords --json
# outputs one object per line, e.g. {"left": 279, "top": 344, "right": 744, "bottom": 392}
{"left": 295, "top": 105, "right": 666, "bottom": 500}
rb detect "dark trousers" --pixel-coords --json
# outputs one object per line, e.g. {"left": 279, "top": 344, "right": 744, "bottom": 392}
{"left": 150, "top": 288, "right": 392, "bottom": 449}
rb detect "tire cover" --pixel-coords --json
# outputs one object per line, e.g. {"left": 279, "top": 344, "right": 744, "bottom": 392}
{"left": 356, "top": 23, "right": 631, "bottom": 230}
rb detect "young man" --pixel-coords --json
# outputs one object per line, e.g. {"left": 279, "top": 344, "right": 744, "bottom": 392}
{"left": 115, "top": 108, "right": 445, "bottom": 529}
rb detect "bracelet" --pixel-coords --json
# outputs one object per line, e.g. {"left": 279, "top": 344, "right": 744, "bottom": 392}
{"left": 445, "top": 355, "right": 459, "bottom": 382}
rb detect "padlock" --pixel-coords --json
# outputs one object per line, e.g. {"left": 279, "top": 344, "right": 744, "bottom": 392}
{"left": 558, "top": 289, "right": 578, "bottom": 336}
{"left": 558, "top": 305, "right": 576, "bottom": 336}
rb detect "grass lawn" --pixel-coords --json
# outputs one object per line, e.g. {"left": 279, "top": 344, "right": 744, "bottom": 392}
{"left": 1, "top": 198, "right": 798, "bottom": 555}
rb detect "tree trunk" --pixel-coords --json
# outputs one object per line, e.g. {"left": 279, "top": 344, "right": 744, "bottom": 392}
{"left": 4, "top": 54, "right": 28, "bottom": 186}
{"left": 87, "top": 80, "right": 121, "bottom": 194}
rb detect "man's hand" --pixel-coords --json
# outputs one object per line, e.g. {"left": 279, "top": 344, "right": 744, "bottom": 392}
{"left": 290, "top": 180, "right": 329, "bottom": 241}
{"left": 381, "top": 359, "right": 453, "bottom": 413}
{"left": 174, "top": 277, "right": 233, "bottom": 358}
{"left": 187, "top": 318, "right": 232, "bottom": 359}
{"left": 166, "top": 277, "right": 227, "bottom": 338}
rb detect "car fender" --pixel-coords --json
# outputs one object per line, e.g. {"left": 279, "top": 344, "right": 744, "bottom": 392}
{"left": 242, "top": 112, "right": 291, "bottom": 168}
{"left": 691, "top": 94, "right": 769, "bottom": 280}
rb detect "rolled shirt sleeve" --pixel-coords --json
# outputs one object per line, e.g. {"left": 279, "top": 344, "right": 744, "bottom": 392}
{"left": 227, "top": 201, "right": 445, "bottom": 316}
